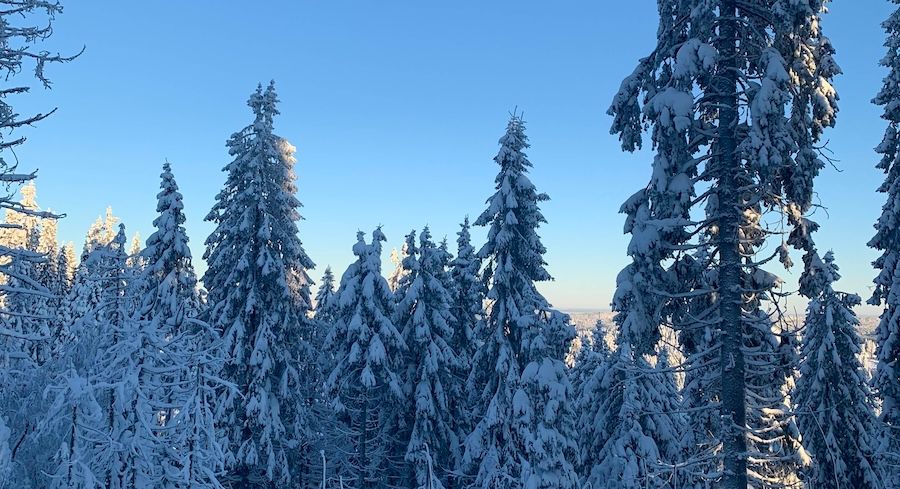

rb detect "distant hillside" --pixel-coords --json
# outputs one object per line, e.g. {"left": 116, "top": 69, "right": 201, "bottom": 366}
{"left": 565, "top": 310, "right": 880, "bottom": 340}
{"left": 564, "top": 310, "right": 881, "bottom": 374}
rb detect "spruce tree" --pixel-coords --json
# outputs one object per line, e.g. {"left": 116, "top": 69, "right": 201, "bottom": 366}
{"left": 446, "top": 217, "right": 484, "bottom": 485}
{"left": 132, "top": 162, "right": 229, "bottom": 488}
{"left": 314, "top": 266, "right": 338, "bottom": 325}
{"left": 871, "top": 0, "right": 900, "bottom": 474}
{"left": 42, "top": 224, "right": 135, "bottom": 489}
{"left": 393, "top": 227, "right": 460, "bottom": 489}
{"left": 796, "top": 252, "right": 883, "bottom": 488}
{"left": 593, "top": 345, "right": 679, "bottom": 489}
{"left": 572, "top": 322, "right": 612, "bottom": 486}
{"left": 324, "top": 229, "right": 404, "bottom": 489}
{"left": 609, "top": 3, "right": 839, "bottom": 487}
{"left": 516, "top": 310, "right": 578, "bottom": 489}
{"left": 464, "top": 114, "right": 576, "bottom": 489}
{"left": 202, "top": 82, "right": 317, "bottom": 487}
{"left": 448, "top": 217, "right": 483, "bottom": 388}
{"left": 93, "top": 225, "right": 143, "bottom": 489}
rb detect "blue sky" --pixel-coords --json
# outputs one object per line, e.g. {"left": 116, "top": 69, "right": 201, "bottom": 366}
{"left": 10, "top": 1, "right": 895, "bottom": 313}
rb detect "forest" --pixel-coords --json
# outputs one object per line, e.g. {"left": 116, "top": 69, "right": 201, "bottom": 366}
{"left": 0, "top": 1, "right": 899, "bottom": 489}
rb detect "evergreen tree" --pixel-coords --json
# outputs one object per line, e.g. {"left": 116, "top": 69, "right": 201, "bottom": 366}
{"left": 3, "top": 236, "right": 52, "bottom": 365}
{"left": 464, "top": 114, "right": 576, "bottom": 489}
{"left": 390, "top": 229, "right": 421, "bottom": 484}
{"left": 133, "top": 162, "right": 229, "bottom": 488}
{"left": 92, "top": 225, "right": 144, "bottom": 489}
{"left": 609, "top": 3, "right": 839, "bottom": 487}
{"left": 203, "top": 82, "right": 317, "bottom": 487}
{"left": 572, "top": 322, "right": 612, "bottom": 486}
{"left": 313, "top": 266, "right": 339, "bottom": 382}
{"left": 796, "top": 252, "right": 883, "bottom": 488}
{"left": 84, "top": 208, "right": 120, "bottom": 255}
{"left": 40, "top": 224, "right": 133, "bottom": 489}
{"left": 446, "top": 218, "right": 484, "bottom": 485}
{"left": 871, "top": 0, "right": 900, "bottom": 475}
{"left": 590, "top": 344, "right": 687, "bottom": 488}
{"left": 516, "top": 310, "right": 578, "bottom": 489}
{"left": 314, "top": 266, "right": 338, "bottom": 325}
{"left": 599, "top": 346, "right": 664, "bottom": 489}
{"left": 448, "top": 217, "right": 483, "bottom": 389}
{"left": 127, "top": 233, "right": 142, "bottom": 266}
{"left": 61, "top": 242, "right": 77, "bottom": 284}
{"left": 389, "top": 243, "right": 411, "bottom": 293}
{"left": 324, "top": 228, "right": 404, "bottom": 489}
{"left": 393, "top": 227, "right": 460, "bottom": 489}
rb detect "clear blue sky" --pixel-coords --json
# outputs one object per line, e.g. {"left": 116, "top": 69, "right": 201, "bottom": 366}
{"left": 10, "top": 1, "right": 894, "bottom": 313}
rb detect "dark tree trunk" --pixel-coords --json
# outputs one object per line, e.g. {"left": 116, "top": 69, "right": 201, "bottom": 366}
{"left": 715, "top": 2, "right": 748, "bottom": 488}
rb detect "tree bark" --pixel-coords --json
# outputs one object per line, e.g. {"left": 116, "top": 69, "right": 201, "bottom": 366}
{"left": 715, "top": 2, "right": 748, "bottom": 488}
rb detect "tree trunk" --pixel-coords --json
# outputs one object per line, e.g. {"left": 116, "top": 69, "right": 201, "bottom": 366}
{"left": 715, "top": 2, "right": 748, "bottom": 488}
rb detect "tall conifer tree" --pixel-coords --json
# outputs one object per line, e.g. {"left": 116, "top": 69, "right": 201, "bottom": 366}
{"left": 203, "top": 82, "right": 316, "bottom": 487}
{"left": 871, "top": 1, "right": 900, "bottom": 474}
{"left": 796, "top": 252, "right": 883, "bottom": 488}
{"left": 609, "top": 3, "right": 839, "bottom": 486}
{"left": 464, "top": 115, "right": 577, "bottom": 489}
{"left": 325, "top": 229, "right": 404, "bottom": 489}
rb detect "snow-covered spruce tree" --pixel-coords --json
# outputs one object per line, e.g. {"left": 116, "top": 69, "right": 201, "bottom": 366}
{"left": 448, "top": 217, "right": 483, "bottom": 389}
{"left": 39, "top": 239, "right": 124, "bottom": 489}
{"left": 593, "top": 345, "right": 669, "bottom": 489}
{"left": 516, "top": 310, "right": 578, "bottom": 489}
{"left": 609, "top": 3, "right": 839, "bottom": 487}
{"left": 314, "top": 266, "right": 338, "bottom": 325}
{"left": 139, "top": 162, "right": 200, "bottom": 338}
{"left": 90, "top": 224, "right": 153, "bottom": 489}
{"left": 1, "top": 229, "right": 51, "bottom": 364}
{"left": 447, "top": 217, "right": 484, "bottom": 484}
{"left": 84, "top": 208, "right": 120, "bottom": 255}
{"left": 40, "top": 224, "right": 134, "bottom": 489}
{"left": 389, "top": 229, "right": 420, "bottom": 484}
{"left": 309, "top": 267, "right": 348, "bottom": 489}
{"left": 126, "top": 232, "right": 143, "bottom": 270}
{"left": 463, "top": 114, "right": 576, "bottom": 489}
{"left": 795, "top": 252, "right": 883, "bottom": 488}
{"left": 324, "top": 229, "right": 404, "bottom": 489}
{"left": 313, "top": 266, "right": 339, "bottom": 380}
{"left": 389, "top": 242, "right": 411, "bottom": 294}
{"left": 97, "top": 279, "right": 164, "bottom": 486}
{"left": 60, "top": 242, "right": 77, "bottom": 285}
{"left": 132, "top": 161, "right": 229, "bottom": 488}
{"left": 590, "top": 336, "right": 689, "bottom": 487}
{"left": 392, "top": 227, "right": 460, "bottom": 489}
{"left": 202, "top": 82, "right": 317, "bottom": 488}
{"left": 871, "top": 0, "right": 900, "bottom": 475}
{"left": 572, "top": 321, "right": 613, "bottom": 485}
{"left": 55, "top": 243, "right": 104, "bottom": 345}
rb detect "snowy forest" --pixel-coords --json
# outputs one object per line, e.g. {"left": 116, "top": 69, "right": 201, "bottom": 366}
{"left": 1, "top": 1, "right": 900, "bottom": 489}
